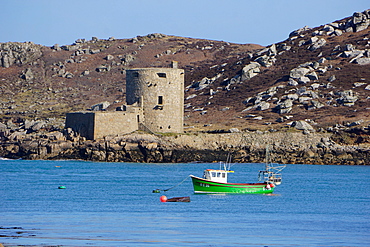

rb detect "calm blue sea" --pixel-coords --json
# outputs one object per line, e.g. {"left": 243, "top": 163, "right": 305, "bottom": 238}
{"left": 1, "top": 159, "right": 369, "bottom": 246}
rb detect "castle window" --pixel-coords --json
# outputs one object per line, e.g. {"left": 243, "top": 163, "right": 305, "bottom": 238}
{"left": 157, "top": 73, "right": 166, "bottom": 78}
{"left": 158, "top": 96, "right": 163, "bottom": 105}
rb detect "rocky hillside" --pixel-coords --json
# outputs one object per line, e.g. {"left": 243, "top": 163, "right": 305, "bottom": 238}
{"left": 0, "top": 10, "right": 369, "bottom": 146}
{"left": 0, "top": 34, "right": 261, "bottom": 122}
{"left": 184, "top": 10, "right": 370, "bottom": 133}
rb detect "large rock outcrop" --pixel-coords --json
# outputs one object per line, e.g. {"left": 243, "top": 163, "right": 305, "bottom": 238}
{"left": 0, "top": 42, "right": 43, "bottom": 68}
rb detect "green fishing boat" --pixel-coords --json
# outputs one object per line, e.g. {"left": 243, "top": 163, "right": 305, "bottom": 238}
{"left": 190, "top": 171, "right": 274, "bottom": 194}
{"left": 190, "top": 149, "right": 286, "bottom": 194}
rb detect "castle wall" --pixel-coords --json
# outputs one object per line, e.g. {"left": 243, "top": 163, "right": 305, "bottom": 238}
{"left": 126, "top": 68, "right": 184, "bottom": 133}
{"left": 65, "top": 111, "right": 140, "bottom": 140}
{"left": 65, "top": 112, "right": 95, "bottom": 140}
{"left": 93, "top": 112, "right": 139, "bottom": 139}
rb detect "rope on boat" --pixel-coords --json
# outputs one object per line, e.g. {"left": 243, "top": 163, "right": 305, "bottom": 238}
{"left": 152, "top": 175, "right": 190, "bottom": 193}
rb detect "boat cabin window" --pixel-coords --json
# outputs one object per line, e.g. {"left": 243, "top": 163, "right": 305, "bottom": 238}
{"left": 210, "top": 172, "right": 225, "bottom": 178}
{"left": 203, "top": 170, "right": 228, "bottom": 183}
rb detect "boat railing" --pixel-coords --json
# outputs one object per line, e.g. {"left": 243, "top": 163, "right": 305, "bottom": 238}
{"left": 258, "top": 163, "right": 286, "bottom": 185}
{"left": 268, "top": 164, "right": 286, "bottom": 173}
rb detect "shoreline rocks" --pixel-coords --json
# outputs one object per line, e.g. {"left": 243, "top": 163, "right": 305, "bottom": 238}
{"left": 0, "top": 128, "right": 369, "bottom": 165}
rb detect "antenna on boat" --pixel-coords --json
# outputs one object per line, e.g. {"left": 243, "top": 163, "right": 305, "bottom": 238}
{"left": 265, "top": 144, "right": 270, "bottom": 170}
{"left": 221, "top": 152, "right": 232, "bottom": 171}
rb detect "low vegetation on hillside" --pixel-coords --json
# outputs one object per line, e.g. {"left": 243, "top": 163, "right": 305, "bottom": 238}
{"left": 0, "top": 10, "right": 369, "bottom": 145}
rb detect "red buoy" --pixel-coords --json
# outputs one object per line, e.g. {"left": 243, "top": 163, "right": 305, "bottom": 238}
{"left": 270, "top": 183, "right": 275, "bottom": 188}
{"left": 160, "top": 195, "right": 167, "bottom": 202}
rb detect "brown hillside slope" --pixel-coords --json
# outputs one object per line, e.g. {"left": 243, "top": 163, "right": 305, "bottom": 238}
{"left": 0, "top": 35, "right": 261, "bottom": 122}
{"left": 0, "top": 10, "right": 369, "bottom": 137}
{"left": 183, "top": 11, "right": 370, "bottom": 133}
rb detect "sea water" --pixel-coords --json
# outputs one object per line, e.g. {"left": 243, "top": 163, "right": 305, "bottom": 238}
{"left": 1, "top": 160, "right": 369, "bottom": 246}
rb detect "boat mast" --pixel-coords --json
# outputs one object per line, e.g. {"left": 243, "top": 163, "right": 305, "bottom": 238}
{"left": 220, "top": 152, "right": 232, "bottom": 171}
{"left": 265, "top": 145, "right": 270, "bottom": 171}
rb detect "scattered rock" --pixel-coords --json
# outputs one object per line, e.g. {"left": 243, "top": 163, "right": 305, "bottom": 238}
{"left": 90, "top": 49, "right": 101, "bottom": 54}
{"left": 0, "top": 122, "right": 7, "bottom": 131}
{"left": 241, "top": 62, "right": 261, "bottom": 81}
{"left": 306, "top": 71, "right": 318, "bottom": 80}
{"left": 64, "top": 72, "right": 74, "bottom": 78}
{"left": 353, "top": 82, "right": 367, "bottom": 87}
{"left": 308, "top": 100, "right": 325, "bottom": 110}
{"left": 255, "top": 55, "right": 276, "bottom": 67}
{"left": 96, "top": 65, "right": 111, "bottom": 72}
{"left": 353, "top": 57, "right": 370, "bottom": 65}
{"left": 121, "top": 54, "right": 135, "bottom": 64}
{"left": 341, "top": 49, "right": 364, "bottom": 58}
{"left": 291, "top": 120, "right": 315, "bottom": 132}
{"left": 52, "top": 44, "right": 61, "bottom": 51}
{"left": 352, "top": 10, "right": 370, "bottom": 32}
{"left": 22, "top": 68, "right": 34, "bottom": 81}
{"left": 0, "top": 42, "right": 42, "bottom": 68}
{"left": 336, "top": 90, "right": 358, "bottom": 106}
{"left": 81, "top": 70, "right": 90, "bottom": 76}
{"left": 309, "top": 38, "right": 326, "bottom": 51}
{"left": 274, "top": 99, "right": 293, "bottom": 114}
{"left": 105, "top": 54, "right": 114, "bottom": 60}
{"left": 298, "top": 76, "right": 310, "bottom": 84}
{"left": 91, "top": 101, "right": 111, "bottom": 111}
{"left": 191, "top": 75, "right": 220, "bottom": 90}
{"left": 256, "top": 102, "right": 270, "bottom": 111}
{"left": 348, "top": 119, "right": 364, "bottom": 127}
{"left": 288, "top": 78, "right": 299, "bottom": 86}
{"left": 30, "top": 121, "right": 46, "bottom": 132}
{"left": 290, "top": 67, "right": 310, "bottom": 80}
{"left": 328, "top": 75, "right": 336, "bottom": 82}
{"left": 186, "top": 94, "right": 197, "bottom": 100}
{"left": 229, "top": 128, "right": 240, "bottom": 133}
{"left": 289, "top": 26, "right": 311, "bottom": 37}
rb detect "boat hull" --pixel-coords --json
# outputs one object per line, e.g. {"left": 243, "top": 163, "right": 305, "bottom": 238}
{"left": 190, "top": 175, "right": 274, "bottom": 194}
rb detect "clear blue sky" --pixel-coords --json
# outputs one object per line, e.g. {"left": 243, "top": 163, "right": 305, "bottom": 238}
{"left": 1, "top": 0, "right": 369, "bottom": 47}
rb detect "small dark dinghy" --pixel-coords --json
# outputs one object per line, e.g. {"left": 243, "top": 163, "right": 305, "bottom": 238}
{"left": 160, "top": 196, "right": 190, "bottom": 202}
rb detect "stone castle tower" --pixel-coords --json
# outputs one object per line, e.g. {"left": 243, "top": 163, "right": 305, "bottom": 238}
{"left": 126, "top": 67, "right": 184, "bottom": 133}
{"left": 65, "top": 64, "right": 184, "bottom": 139}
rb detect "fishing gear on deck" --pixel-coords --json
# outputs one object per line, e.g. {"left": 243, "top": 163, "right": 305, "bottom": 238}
{"left": 152, "top": 175, "right": 190, "bottom": 193}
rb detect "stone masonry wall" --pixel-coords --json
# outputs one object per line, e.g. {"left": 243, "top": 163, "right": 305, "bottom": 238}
{"left": 66, "top": 111, "right": 140, "bottom": 140}
{"left": 65, "top": 112, "right": 95, "bottom": 140}
{"left": 93, "top": 112, "right": 139, "bottom": 139}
